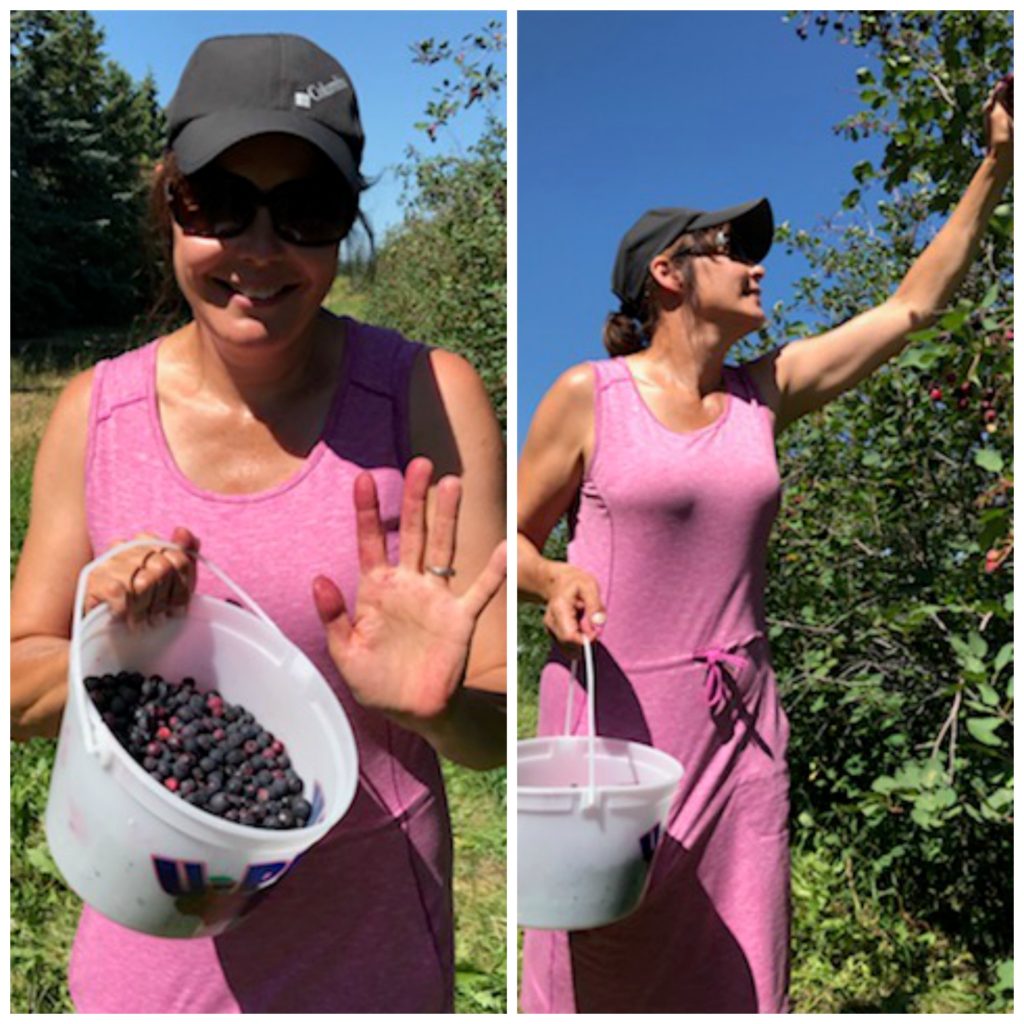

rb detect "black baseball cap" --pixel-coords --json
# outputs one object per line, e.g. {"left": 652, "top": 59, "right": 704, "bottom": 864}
{"left": 166, "top": 34, "right": 366, "bottom": 193}
{"left": 612, "top": 198, "right": 773, "bottom": 315}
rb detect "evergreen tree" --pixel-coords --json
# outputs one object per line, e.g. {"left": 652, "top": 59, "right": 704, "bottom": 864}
{"left": 11, "top": 11, "right": 164, "bottom": 339}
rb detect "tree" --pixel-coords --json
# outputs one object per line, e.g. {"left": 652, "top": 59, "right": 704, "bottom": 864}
{"left": 11, "top": 11, "right": 164, "bottom": 339}
{"left": 365, "top": 22, "right": 507, "bottom": 429}
{"left": 765, "top": 10, "right": 1012, "bottom": 974}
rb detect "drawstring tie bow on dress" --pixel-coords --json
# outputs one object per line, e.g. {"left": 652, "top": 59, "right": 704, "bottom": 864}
{"left": 695, "top": 647, "right": 749, "bottom": 712}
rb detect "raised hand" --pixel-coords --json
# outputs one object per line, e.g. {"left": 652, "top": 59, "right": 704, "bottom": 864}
{"left": 984, "top": 73, "right": 1013, "bottom": 158}
{"left": 312, "top": 458, "right": 507, "bottom": 729}
{"left": 84, "top": 527, "right": 200, "bottom": 629}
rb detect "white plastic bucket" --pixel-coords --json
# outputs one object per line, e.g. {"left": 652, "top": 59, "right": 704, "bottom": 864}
{"left": 518, "top": 639, "right": 684, "bottom": 930}
{"left": 45, "top": 540, "right": 360, "bottom": 939}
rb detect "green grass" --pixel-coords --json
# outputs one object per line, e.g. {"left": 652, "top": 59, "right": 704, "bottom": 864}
{"left": 10, "top": 338, "right": 506, "bottom": 1013}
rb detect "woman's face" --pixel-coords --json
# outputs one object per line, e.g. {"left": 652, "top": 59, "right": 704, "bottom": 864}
{"left": 171, "top": 133, "right": 340, "bottom": 352}
{"left": 681, "top": 224, "right": 767, "bottom": 335}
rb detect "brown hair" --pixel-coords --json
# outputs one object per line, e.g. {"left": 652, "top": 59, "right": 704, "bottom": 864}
{"left": 602, "top": 225, "right": 724, "bottom": 356}
{"left": 141, "top": 152, "right": 189, "bottom": 335}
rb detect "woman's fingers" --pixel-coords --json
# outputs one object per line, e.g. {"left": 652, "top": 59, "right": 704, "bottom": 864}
{"left": 170, "top": 526, "right": 200, "bottom": 555}
{"left": 354, "top": 472, "right": 387, "bottom": 572}
{"left": 143, "top": 551, "right": 182, "bottom": 624}
{"left": 544, "top": 573, "right": 606, "bottom": 648}
{"left": 459, "top": 540, "right": 507, "bottom": 619}
{"left": 424, "top": 475, "right": 461, "bottom": 583}
{"left": 398, "top": 457, "right": 434, "bottom": 571}
{"left": 545, "top": 594, "right": 585, "bottom": 647}
{"left": 312, "top": 574, "right": 353, "bottom": 660}
{"left": 577, "top": 578, "right": 607, "bottom": 640}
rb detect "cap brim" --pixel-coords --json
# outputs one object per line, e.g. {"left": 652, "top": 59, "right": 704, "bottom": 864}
{"left": 689, "top": 197, "right": 773, "bottom": 262}
{"left": 171, "top": 109, "right": 363, "bottom": 192}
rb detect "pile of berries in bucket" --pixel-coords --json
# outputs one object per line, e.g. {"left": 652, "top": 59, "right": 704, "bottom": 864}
{"left": 86, "top": 671, "right": 312, "bottom": 830}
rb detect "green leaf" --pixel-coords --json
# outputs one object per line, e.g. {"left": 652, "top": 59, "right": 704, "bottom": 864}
{"left": 994, "top": 642, "right": 1013, "bottom": 675}
{"left": 939, "top": 306, "right": 970, "bottom": 331}
{"left": 962, "top": 655, "right": 986, "bottom": 677}
{"left": 967, "top": 631, "right": 988, "bottom": 658}
{"left": 25, "top": 842, "right": 61, "bottom": 880}
{"left": 977, "top": 682, "right": 1000, "bottom": 707}
{"left": 965, "top": 717, "right": 1004, "bottom": 747}
{"left": 975, "top": 448, "right": 1004, "bottom": 474}
{"left": 852, "top": 159, "right": 875, "bottom": 184}
{"left": 993, "top": 958, "right": 1013, "bottom": 994}
{"left": 979, "top": 282, "right": 999, "bottom": 308}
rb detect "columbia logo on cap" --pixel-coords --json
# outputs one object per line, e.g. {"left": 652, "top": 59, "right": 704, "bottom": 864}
{"left": 294, "top": 75, "right": 349, "bottom": 108}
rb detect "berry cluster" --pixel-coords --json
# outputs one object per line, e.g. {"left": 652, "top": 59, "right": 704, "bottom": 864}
{"left": 927, "top": 375, "right": 1003, "bottom": 434}
{"left": 85, "top": 671, "right": 312, "bottom": 830}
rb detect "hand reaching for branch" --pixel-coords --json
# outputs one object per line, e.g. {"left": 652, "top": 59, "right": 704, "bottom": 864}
{"left": 984, "top": 73, "right": 1013, "bottom": 159}
{"left": 312, "top": 458, "right": 507, "bottom": 731}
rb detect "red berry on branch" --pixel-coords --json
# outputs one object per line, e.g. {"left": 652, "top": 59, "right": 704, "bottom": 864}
{"left": 958, "top": 397, "right": 970, "bottom": 410}
{"left": 930, "top": 387, "right": 943, "bottom": 401}
{"left": 984, "top": 409, "right": 997, "bottom": 422}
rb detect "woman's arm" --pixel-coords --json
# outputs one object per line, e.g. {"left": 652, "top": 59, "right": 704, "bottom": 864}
{"left": 13, "top": 370, "right": 201, "bottom": 741}
{"left": 518, "top": 365, "right": 606, "bottom": 650}
{"left": 751, "top": 78, "right": 1013, "bottom": 432}
{"left": 412, "top": 348, "right": 508, "bottom": 769}
{"left": 12, "top": 370, "right": 95, "bottom": 739}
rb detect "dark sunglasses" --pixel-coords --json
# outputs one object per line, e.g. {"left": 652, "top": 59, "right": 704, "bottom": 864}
{"left": 166, "top": 167, "right": 355, "bottom": 247}
{"left": 673, "top": 229, "right": 760, "bottom": 267}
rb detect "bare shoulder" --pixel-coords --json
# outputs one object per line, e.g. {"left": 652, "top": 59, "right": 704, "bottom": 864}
{"left": 39, "top": 366, "right": 95, "bottom": 456}
{"left": 549, "top": 361, "right": 596, "bottom": 407}
{"left": 529, "top": 361, "right": 596, "bottom": 438}
{"left": 424, "top": 347, "right": 491, "bottom": 402}
{"left": 409, "top": 347, "right": 502, "bottom": 479}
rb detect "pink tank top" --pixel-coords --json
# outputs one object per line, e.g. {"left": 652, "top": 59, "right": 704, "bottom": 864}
{"left": 569, "top": 357, "right": 781, "bottom": 664}
{"left": 69, "top": 319, "right": 455, "bottom": 1012}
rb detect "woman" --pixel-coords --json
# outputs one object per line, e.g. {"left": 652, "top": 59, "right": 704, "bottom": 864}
{"left": 11, "top": 34, "right": 506, "bottom": 1013}
{"left": 517, "top": 80, "right": 1011, "bottom": 1012}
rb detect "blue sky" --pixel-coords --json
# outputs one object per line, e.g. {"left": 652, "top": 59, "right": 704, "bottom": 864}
{"left": 518, "top": 11, "right": 895, "bottom": 445}
{"left": 91, "top": 10, "right": 504, "bottom": 238}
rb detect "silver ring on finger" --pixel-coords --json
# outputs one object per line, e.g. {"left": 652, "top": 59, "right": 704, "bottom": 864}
{"left": 426, "top": 564, "right": 456, "bottom": 579}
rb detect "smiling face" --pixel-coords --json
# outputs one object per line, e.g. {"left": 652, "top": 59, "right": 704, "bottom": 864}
{"left": 170, "top": 133, "right": 341, "bottom": 353}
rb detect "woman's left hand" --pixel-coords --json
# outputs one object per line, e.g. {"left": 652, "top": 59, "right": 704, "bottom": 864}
{"left": 312, "top": 457, "right": 507, "bottom": 730}
{"left": 984, "top": 73, "right": 1013, "bottom": 160}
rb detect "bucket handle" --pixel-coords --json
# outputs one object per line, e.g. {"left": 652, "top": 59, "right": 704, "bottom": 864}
{"left": 564, "top": 638, "right": 598, "bottom": 811}
{"left": 70, "top": 539, "right": 283, "bottom": 758}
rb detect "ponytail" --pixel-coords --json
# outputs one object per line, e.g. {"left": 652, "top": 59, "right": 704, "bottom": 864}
{"left": 603, "top": 310, "right": 647, "bottom": 356}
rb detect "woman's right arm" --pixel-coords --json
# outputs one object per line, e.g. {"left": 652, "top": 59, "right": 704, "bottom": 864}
{"left": 12, "top": 370, "right": 95, "bottom": 740}
{"left": 11, "top": 370, "right": 199, "bottom": 741}
{"left": 518, "top": 364, "right": 606, "bottom": 650}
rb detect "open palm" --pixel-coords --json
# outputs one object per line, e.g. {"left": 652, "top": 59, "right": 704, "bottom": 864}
{"left": 313, "top": 458, "right": 506, "bottom": 725}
